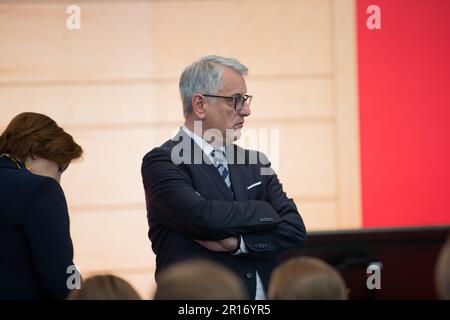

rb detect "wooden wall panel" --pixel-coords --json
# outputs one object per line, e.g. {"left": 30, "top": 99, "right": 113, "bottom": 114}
{"left": 0, "top": 0, "right": 361, "bottom": 299}
{"left": 0, "top": 84, "right": 181, "bottom": 127}
{"left": 70, "top": 209, "right": 152, "bottom": 271}
{"left": 239, "top": 121, "right": 336, "bottom": 197}
{"left": 147, "top": 0, "right": 332, "bottom": 77}
{"left": 0, "top": 77, "right": 331, "bottom": 128}
{"left": 62, "top": 127, "right": 177, "bottom": 207}
{"left": 333, "top": 0, "right": 362, "bottom": 228}
{"left": 296, "top": 199, "right": 338, "bottom": 231}
{"left": 0, "top": 2, "right": 154, "bottom": 82}
{"left": 247, "top": 77, "right": 334, "bottom": 119}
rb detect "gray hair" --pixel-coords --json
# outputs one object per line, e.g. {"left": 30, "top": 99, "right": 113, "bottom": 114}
{"left": 179, "top": 55, "right": 248, "bottom": 117}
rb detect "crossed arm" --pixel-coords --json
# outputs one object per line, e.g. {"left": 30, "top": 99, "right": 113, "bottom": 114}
{"left": 142, "top": 147, "right": 306, "bottom": 255}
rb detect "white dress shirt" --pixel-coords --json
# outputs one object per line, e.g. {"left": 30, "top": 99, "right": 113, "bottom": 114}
{"left": 181, "top": 125, "right": 266, "bottom": 300}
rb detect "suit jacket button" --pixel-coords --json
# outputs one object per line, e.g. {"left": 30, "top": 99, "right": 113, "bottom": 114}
{"left": 246, "top": 272, "right": 253, "bottom": 279}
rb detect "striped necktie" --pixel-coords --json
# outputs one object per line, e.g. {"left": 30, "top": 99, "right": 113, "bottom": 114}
{"left": 211, "top": 149, "right": 232, "bottom": 192}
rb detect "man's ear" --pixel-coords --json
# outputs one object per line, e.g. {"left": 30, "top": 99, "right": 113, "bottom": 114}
{"left": 191, "top": 94, "right": 207, "bottom": 120}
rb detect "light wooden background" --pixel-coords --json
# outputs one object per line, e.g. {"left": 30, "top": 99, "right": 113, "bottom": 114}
{"left": 0, "top": 0, "right": 361, "bottom": 298}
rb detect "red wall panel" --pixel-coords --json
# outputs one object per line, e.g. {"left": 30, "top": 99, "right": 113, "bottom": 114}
{"left": 356, "top": 0, "right": 450, "bottom": 227}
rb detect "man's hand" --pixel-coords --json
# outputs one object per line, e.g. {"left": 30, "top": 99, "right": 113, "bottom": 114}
{"left": 195, "top": 237, "right": 238, "bottom": 253}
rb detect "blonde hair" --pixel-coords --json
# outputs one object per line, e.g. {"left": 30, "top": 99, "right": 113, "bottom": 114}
{"left": 268, "top": 257, "right": 348, "bottom": 300}
{"left": 67, "top": 274, "right": 141, "bottom": 300}
{"left": 154, "top": 259, "right": 248, "bottom": 300}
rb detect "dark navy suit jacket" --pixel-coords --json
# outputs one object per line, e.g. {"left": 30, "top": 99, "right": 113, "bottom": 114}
{"left": 141, "top": 129, "right": 306, "bottom": 298}
{"left": 0, "top": 156, "right": 74, "bottom": 300}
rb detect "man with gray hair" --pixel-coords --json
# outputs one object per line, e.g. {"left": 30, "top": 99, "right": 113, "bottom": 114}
{"left": 141, "top": 55, "right": 306, "bottom": 300}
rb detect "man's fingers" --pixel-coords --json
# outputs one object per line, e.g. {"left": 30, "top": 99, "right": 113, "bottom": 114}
{"left": 194, "top": 239, "right": 226, "bottom": 252}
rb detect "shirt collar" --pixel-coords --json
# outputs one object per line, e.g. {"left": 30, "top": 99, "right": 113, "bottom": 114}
{"left": 181, "top": 125, "right": 225, "bottom": 158}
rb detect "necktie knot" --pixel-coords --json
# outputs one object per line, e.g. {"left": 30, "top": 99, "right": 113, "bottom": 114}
{"left": 211, "top": 149, "right": 226, "bottom": 166}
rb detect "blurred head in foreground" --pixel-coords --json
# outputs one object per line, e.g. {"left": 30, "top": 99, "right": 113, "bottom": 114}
{"left": 67, "top": 274, "right": 142, "bottom": 300}
{"left": 268, "top": 256, "right": 348, "bottom": 300}
{"left": 435, "top": 235, "right": 450, "bottom": 300}
{"left": 154, "top": 259, "right": 248, "bottom": 300}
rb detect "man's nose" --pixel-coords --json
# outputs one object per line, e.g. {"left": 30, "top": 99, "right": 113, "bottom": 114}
{"left": 239, "top": 102, "right": 251, "bottom": 117}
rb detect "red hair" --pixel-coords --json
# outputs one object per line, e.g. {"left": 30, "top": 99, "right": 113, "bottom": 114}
{"left": 0, "top": 112, "right": 82, "bottom": 165}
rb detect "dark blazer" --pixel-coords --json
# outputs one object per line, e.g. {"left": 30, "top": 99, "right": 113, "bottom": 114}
{"left": 0, "top": 156, "right": 74, "bottom": 300}
{"left": 142, "top": 129, "right": 306, "bottom": 298}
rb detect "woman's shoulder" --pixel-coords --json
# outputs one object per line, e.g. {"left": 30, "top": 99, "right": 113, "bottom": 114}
{"left": 0, "top": 169, "right": 66, "bottom": 223}
{"left": 9, "top": 169, "right": 64, "bottom": 199}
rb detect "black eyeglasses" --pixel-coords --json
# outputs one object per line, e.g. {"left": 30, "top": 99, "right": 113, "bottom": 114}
{"left": 203, "top": 94, "right": 252, "bottom": 111}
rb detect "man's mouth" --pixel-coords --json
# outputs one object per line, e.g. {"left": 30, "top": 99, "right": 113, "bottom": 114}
{"left": 234, "top": 121, "right": 244, "bottom": 129}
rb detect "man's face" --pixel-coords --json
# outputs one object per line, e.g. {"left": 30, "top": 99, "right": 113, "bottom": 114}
{"left": 203, "top": 66, "right": 251, "bottom": 144}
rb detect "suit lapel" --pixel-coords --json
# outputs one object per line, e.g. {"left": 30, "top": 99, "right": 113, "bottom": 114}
{"left": 228, "top": 163, "right": 248, "bottom": 201}
{"left": 197, "top": 161, "right": 234, "bottom": 200}
{"left": 227, "top": 144, "right": 248, "bottom": 201}
{"left": 175, "top": 129, "right": 234, "bottom": 201}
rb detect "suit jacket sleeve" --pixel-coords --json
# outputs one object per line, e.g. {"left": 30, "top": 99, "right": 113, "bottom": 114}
{"left": 24, "top": 178, "right": 75, "bottom": 300}
{"left": 142, "top": 147, "right": 283, "bottom": 240}
{"left": 241, "top": 152, "right": 307, "bottom": 256}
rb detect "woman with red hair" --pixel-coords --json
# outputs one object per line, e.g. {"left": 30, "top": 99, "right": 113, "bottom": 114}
{"left": 0, "top": 112, "right": 83, "bottom": 299}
